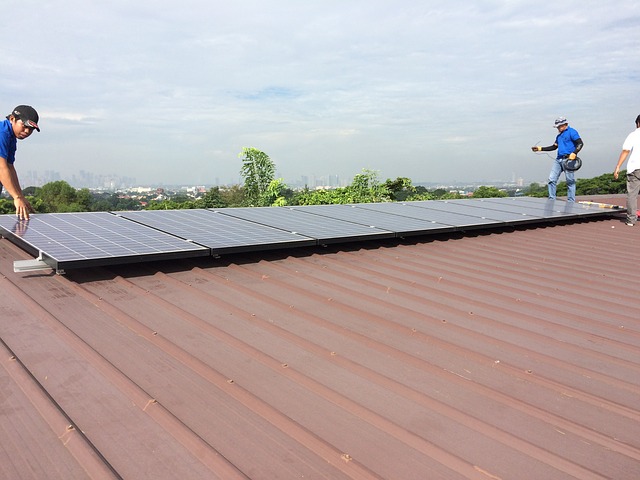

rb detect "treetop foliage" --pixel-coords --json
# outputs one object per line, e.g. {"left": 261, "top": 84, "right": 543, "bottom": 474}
{"left": 239, "top": 147, "right": 277, "bottom": 207}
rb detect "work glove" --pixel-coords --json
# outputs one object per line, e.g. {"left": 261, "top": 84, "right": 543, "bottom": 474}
{"left": 531, "top": 146, "right": 542, "bottom": 152}
{"left": 568, "top": 152, "right": 577, "bottom": 160}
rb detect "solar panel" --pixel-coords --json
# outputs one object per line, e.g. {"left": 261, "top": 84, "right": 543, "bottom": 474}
{"left": 478, "top": 196, "right": 620, "bottom": 218}
{"left": 0, "top": 197, "right": 624, "bottom": 273}
{"left": 349, "top": 202, "right": 500, "bottom": 230}
{"left": 118, "top": 209, "right": 317, "bottom": 253}
{"left": 289, "top": 203, "right": 459, "bottom": 236}
{"left": 0, "top": 212, "right": 209, "bottom": 271}
{"left": 408, "top": 199, "right": 546, "bottom": 225}
{"left": 217, "top": 206, "right": 395, "bottom": 243}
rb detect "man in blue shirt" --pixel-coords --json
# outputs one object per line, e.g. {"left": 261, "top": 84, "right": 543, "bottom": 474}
{"left": 531, "top": 117, "right": 584, "bottom": 202}
{"left": 0, "top": 105, "right": 39, "bottom": 219}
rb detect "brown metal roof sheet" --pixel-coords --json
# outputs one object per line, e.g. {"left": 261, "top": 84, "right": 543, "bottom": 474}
{"left": 1, "top": 195, "right": 639, "bottom": 479}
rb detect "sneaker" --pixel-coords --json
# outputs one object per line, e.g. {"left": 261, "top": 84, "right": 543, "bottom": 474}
{"left": 626, "top": 222, "right": 634, "bottom": 227}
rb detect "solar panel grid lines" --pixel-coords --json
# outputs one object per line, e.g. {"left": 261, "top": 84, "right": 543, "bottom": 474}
{"left": 406, "top": 199, "right": 547, "bottom": 224}
{"left": 289, "top": 203, "right": 461, "bottom": 236}
{"left": 217, "top": 206, "right": 396, "bottom": 242}
{"left": 346, "top": 202, "right": 496, "bottom": 231}
{"left": 118, "top": 209, "right": 317, "bottom": 253}
{"left": 470, "top": 198, "right": 577, "bottom": 220}
{"left": 475, "top": 196, "right": 610, "bottom": 218}
{"left": 0, "top": 212, "right": 209, "bottom": 270}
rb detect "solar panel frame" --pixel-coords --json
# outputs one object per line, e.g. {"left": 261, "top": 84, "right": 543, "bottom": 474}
{"left": 118, "top": 209, "right": 317, "bottom": 253}
{"left": 216, "top": 206, "right": 396, "bottom": 243}
{"left": 0, "top": 212, "right": 210, "bottom": 270}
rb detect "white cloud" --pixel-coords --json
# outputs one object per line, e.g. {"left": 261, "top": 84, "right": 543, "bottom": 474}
{"left": 3, "top": 0, "right": 640, "bottom": 186}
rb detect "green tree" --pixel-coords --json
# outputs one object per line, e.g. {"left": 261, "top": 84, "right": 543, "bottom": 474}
{"left": 198, "top": 186, "right": 227, "bottom": 208}
{"left": 293, "top": 187, "right": 347, "bottom": 205}
{"left": 77, "top": 188, "right": 93, "bottom": 208}
{"left": 345, "top": 169, "right": 391, "bottom": 203}
{"left": 430, "top": 188, "right": 448, "bottom": 197}
{"left": 0, "top": 198, "right": 14, "bottom": 214}
{"left": 146, "top": 199, "right": 188, "bottom": 210}
{"left": 219, "top": 184, "right": 246, "bottom": 208}
{"left": 406, "top": 189, "right": 435, "bottom": 201}
{"left": 0, "top": 195, "right": 42, "bottom": 213}
{"left": 87, "top": 193, "right": 139, "bottom": 212}
{"left": 552, "top": 171, "right": 626, "bottom": 198}
{"left": 291, "top": 170, "right": 393, "bottom": 205}
{"left": 261, "top": 178, "right": 288, "bottom": 206}
{"left": 575, "top": 171, "right": 626, "bottom": 195}
{"left": 36, "top": 181, "right": 91, "bottom": 213}
{"left": 90, "top": 198, "right": 113, "bottom": 212}
{"left": 240, "top": 147, "right": 276, "bottom": 206}
{"left": 384, "top": 177, "right": 416, "bottom": 201}
{"left": 113, "top": 196, "right": 142, "bottom": 211}
{"left": 524, "top": 182, "right": 547, "bottom": 198}
{"left": 472, "top": 186, "right": 507, "bottom": 198}
{"left": 172, "top": 194, "right": 191, "bottom": 204}
{"left": 439, "top": 191, "right": 464, "bottom": 199}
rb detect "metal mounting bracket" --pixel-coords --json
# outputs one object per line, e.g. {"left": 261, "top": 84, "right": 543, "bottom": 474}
{"left": 13, "top": 252, "right": 62, "bottom": 274}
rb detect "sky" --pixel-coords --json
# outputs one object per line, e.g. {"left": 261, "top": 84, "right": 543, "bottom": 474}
{"left": 4, "top": 0, "right": 640, "bottom": 187}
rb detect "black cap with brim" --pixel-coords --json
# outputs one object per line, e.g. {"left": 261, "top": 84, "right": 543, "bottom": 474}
{"left": 9, "top": 105, "right": 40, "bottom": 132}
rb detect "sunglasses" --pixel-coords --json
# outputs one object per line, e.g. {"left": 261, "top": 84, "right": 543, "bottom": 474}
{"left": 18, "top": 118, "right": 38, "bottom": 130}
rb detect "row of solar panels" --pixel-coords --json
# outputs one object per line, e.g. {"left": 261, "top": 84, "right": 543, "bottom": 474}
{"left": 0, "top": 197, "right": 622, "bottom": 272}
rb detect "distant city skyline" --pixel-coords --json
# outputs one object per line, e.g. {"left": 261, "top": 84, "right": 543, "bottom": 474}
{"left": 20, "top": 167, "right": 531, "bottom": 191}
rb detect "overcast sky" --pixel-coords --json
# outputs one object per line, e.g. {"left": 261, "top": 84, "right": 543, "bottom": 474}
{"left": 4, "top": 1, "right": 640, "bottom": 187}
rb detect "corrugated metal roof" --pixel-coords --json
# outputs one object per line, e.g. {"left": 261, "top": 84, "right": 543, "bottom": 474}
{"left": 1, "top": 195, "right": 639, "bottom": 480}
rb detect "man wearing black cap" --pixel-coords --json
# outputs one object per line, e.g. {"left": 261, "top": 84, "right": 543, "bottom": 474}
{"left": 0, "top": 105, "right": 40, "bottom": 219}
{"left": 530, "top": 117, "right": 584, "bottom": 202}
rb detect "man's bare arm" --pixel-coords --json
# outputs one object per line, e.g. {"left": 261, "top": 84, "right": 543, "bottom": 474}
{"left": 0, "top": 157, "right": 34, "bottom": 219}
